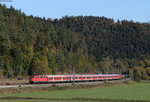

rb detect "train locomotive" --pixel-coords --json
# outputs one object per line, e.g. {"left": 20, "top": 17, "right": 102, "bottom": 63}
{"left": 29, "top": 74, "right": 122, "bottom": 84}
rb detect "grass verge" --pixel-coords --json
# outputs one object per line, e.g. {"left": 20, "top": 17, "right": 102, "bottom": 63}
{"left": 1, "top": 97, "right": 150, "bottom": 102}
{"left": 0, "top": 80, "right": 135, "bottom": 95}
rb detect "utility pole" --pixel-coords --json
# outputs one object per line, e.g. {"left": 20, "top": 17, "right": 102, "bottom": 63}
{"left": 114, "top": 64, "right": 119, "bottom": 74}
{"left": 72, "top": 66, "right": 75, "bottom": 85}
{"left": 117, "top": 64, "right": 120, "bottom": 74}
{"left": 129, "top": 69, "right": 133, "bottom": 79}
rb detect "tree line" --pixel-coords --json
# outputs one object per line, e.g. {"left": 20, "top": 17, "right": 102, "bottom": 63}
{"left": 0, "top": 4, "right": 150, "bottom": 81}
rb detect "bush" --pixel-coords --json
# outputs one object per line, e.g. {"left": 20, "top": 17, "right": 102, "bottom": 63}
{"left": 133, "top": 66, "right": 149, "bottom": 82}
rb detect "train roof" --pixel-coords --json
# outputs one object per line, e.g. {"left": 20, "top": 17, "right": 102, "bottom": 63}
{"left": 45, "top": 74, "right": 120, "bottom": 77}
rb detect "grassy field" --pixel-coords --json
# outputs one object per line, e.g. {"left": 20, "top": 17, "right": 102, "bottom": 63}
{"left": 0, "top": 82, "right": 150, "bottom": 102}
{"left": 0, "top": 100, "right": 80, "bottom": 102}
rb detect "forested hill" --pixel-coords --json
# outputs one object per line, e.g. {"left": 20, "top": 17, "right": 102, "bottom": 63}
{"left": 53, "top": 16, "right": 150, "bottom": 60}
{"left": 0, "top": 4, "right": 150, "bottom": 81}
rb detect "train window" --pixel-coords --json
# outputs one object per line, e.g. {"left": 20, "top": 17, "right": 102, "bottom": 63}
{"left": 72, "top": 77, "right": 78, "bottom": 79}
{"left": 54, "top": 77, "right": 61, "bottom": 80}
{"left": 63, "top": 77, "right": 70, "bottom": 79}
{"left": 35, "top": 76, "right": 46, "bottom": 78}
{"left": 49, "top": 78, "right": 53, "bottom": 80}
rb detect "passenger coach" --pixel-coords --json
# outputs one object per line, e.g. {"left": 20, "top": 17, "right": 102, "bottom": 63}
{"left": 29, "top": 74, "right": 122, "bottom": 84}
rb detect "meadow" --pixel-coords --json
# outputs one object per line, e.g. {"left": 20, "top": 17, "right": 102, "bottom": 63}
{"left": 0, "top": 82, "right": 150, "bottom": 102}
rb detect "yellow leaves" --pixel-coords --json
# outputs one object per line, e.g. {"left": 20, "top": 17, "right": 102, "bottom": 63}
{"left": 31, "top": 55, "right": 52, "bottom": 75}
{"left": 49, "top": 46, "right": 58, "bottom": 55}
{"left": 98, "top": 57, "right": 113, "bottom": 73}
{"left": 0, "top": 69, "right": 3, "bottom": 77}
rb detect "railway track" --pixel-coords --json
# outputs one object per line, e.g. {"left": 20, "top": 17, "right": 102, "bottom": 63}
{"left": 0, "top": 78, "right": 130, "bottom": 89}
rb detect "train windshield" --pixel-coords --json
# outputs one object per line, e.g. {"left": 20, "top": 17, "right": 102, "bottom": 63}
{"left": 30, "top": 75, "right": 47, "bottom": 78}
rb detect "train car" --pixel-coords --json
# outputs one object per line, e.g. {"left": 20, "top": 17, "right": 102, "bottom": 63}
{"left": 29, "top": 74, "right": 122, "bottom": 84}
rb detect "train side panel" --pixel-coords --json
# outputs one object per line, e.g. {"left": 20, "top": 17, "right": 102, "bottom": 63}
{"left": 29, "top": 74, "right": 123, "bottom": 84}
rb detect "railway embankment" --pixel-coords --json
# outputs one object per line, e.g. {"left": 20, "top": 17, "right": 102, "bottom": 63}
{"left": 0, "top": 79, "right": 135, "bottom": 94}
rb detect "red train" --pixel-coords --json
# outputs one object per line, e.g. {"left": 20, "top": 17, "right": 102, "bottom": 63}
{"left": 29, "top": 74, "right": 122, "bottom": 84}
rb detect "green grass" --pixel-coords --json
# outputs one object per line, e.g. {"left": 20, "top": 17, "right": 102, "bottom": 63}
{"left": 0, "top": 100, "right": 87, "bottom": 102}
{"left": 0, "top": 83, "right": 150, "bottom": 102}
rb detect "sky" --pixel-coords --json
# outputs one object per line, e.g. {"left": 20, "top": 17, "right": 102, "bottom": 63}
{"left": 1, "top": 0, "right": 150, "bottom": 22}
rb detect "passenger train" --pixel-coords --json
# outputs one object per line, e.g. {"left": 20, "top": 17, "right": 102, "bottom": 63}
{"left": 29, "top": 74, "right": 123, "bottom": 84}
